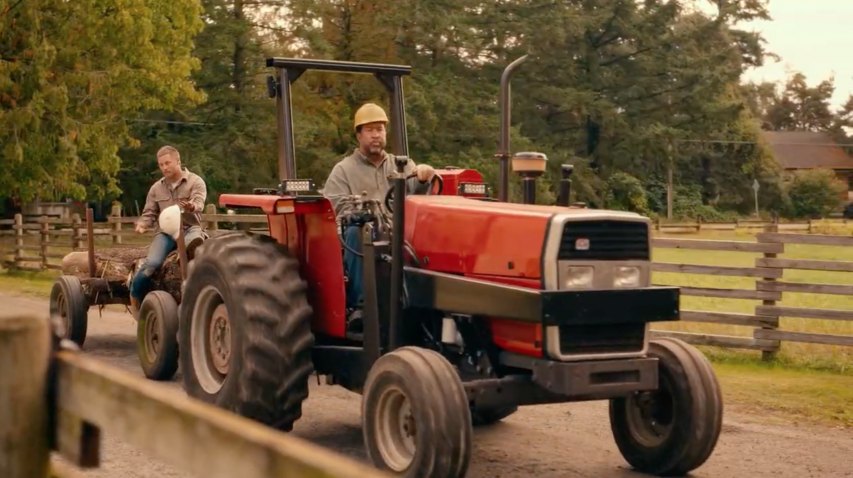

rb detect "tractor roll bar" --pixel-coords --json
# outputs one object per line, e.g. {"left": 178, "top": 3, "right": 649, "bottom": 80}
{"left": 265, "top": 58, "right": 412, "bottom": 182}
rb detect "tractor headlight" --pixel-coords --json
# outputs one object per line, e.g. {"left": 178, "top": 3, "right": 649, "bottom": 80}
{"left": 563, "top": 266, "right": 594, "bottom": 289}
{"left": 613, "top": 266, "right": 641, "bottom": 288}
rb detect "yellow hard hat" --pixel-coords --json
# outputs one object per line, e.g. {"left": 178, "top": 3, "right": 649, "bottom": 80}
{"left": 353, "top": 103, "right": 388, "bottom": 131}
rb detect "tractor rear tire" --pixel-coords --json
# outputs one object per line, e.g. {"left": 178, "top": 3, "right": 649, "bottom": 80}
{"left": 609, "top": 338, "right": 722, "bottom": 476}
{"left": 471, "top": 405, "right": 517, "bottom": 426}
{"left": 49, "top": 275, "right": 88, "bottom": 347}
{"left": 137, "top": 291, "right": 179, "bottom": 381}
{"left": 363, "top": 347, "right": 472, "bottom": 477}
{"left": 179, "top": 233, "right": 314, "bottom": 431}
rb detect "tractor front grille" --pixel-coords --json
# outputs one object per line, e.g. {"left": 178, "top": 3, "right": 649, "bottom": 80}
{"left": 558, "top": 323, "right": 646, "bottom": 356}
{"left": 558, "top": 220, "right": 649, "bottom": 260}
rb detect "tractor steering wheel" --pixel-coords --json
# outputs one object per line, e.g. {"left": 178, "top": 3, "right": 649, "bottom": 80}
{"left": 384, "top": 173, "right": 444, "bottom": 213}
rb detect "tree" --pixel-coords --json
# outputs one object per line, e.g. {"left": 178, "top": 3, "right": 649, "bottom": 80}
{"left": 0, "top": 0, "right": 204, "bottom": 202}
{"left": 763, "top": 73, "right": 836, "bottom": 132}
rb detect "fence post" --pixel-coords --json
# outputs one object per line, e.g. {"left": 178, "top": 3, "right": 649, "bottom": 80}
{"left": 110, "top": 203, "right": 122, "bottom": 245}
{"left": 765, "top": 214, "right": 778, "bottom": 233}
{"left": 0, "top": 315, "right": 51, "bottom": 477}
{"left": 756, "top": 234, "right": 781, "bottom": 361}
{"left": 204, "top": 204, "right": 218, "bottom": 232}
{"left": 39, "top": 218, "right": 49, "bottom": 271}
{"left": 71, "top": 213, "right": 83, "bottom": 250}
{"left": 13, "top": 214, "right": 23, "bottom": 269}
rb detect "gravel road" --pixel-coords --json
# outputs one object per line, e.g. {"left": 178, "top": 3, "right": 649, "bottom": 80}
{"left": 4, "top": 292, "right": 851, "bottom": 477}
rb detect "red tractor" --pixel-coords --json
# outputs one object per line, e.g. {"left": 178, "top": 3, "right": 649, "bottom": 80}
{"left": 177, "top": 58, "right": 721, "bottom": 477}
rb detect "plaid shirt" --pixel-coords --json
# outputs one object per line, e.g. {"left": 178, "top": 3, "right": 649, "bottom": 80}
{"left": 136, "top": 168, "right": 207, "bottom": 231}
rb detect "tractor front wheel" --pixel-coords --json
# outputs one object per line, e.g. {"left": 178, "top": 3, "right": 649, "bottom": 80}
{"left": 136, "top": 291, "right": 179, "bottom": 380}
{"left": 179, "top": 233, "right": 314, "bottom": 431}
{"left": 49, "top": 275, "right": 88, "bottom": 347}
{"left": 609, "top": 338, "right": 722, "bottom": 476}
{"left": 363, "top": 347, "right": 472, "bottom": 477}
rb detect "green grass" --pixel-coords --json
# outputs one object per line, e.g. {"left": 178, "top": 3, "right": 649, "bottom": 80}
{"left": 0, "top": 267, "right": 59, "bottom": 296}
{"left": 710, "top": 357, "right": 853, "bottom": 427}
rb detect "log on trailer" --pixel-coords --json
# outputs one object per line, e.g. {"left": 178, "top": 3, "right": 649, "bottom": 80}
{"left": 61, "top": 249, "right": 183, "bottom": 302}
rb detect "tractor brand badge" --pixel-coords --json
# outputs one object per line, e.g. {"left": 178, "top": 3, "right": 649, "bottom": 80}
{"left": 575, "top": 238, "right": 590, "bottom": 250}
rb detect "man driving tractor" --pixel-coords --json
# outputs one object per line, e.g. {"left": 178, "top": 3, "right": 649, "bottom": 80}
{"left": 323, "top": 103, "right": 435, "bottom": 334}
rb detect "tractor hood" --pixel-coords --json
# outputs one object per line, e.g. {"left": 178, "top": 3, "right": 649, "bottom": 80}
{"left": 403, "top": 195, "right": 647, "bottom": 286}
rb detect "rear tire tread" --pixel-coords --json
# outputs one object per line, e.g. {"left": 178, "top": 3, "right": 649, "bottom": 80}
{"left": 181, "top": 233, "right": 314, "bottom": 431}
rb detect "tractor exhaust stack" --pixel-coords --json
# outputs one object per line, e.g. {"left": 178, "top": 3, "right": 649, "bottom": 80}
{"left": 497, "top": 55, "right": 528, "bottom": 202}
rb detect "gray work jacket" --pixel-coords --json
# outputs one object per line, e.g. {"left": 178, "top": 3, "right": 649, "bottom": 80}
{"left": 323, "top": 149, "right": 428, "bottom": 217}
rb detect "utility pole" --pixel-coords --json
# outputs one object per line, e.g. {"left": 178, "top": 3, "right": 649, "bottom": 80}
{"left": 666, "top": 139, "right": 674, "bottom": 220}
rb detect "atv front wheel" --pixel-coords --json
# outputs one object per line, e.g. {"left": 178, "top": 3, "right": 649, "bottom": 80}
{"left": 609, "top": 338, "right": 722, "bottom": 476}
{"left": 137, "top": 291, "right": 179, "bottom": 381}
{"left": 363, "top": 347, "right": 472, "bottom": 477}
{"left": 179, "top": 233, "right": 314, "bottom": 431}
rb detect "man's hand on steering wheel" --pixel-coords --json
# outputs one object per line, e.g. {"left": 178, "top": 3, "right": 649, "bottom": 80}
{"left": 415, "top": 164, "right": 435, "bottom": 183}
{"left": 384, "top": 168, "right": 443, "bottom": 213}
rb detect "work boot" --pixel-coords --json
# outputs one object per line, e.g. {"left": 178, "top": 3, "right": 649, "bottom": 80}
{"left": 129, "top": 296, "right": 141, "bottom": 320}
{"left": 345, "top": 309, "right": 364, "bottom": 340}
{"left": 186, "top": 237, "right": 204, "bottom": 261}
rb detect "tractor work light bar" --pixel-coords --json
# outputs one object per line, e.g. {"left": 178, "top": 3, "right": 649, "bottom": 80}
{"left": 459, "top": 182, "right": 488, "bottom": 196}
{"left": 279, "top": 179, "right": 316, "bottom": 195}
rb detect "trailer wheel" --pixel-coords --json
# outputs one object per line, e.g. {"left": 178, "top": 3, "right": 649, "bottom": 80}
{"left": 49, "top": 275, "right": 88, "bottom": 347}
{"left": 137, "top": 291, "right": 179, "bottom": 380}
{"left": 363, "top": 347, "right": 472, "bottom": 477}
{"left": 471, "top": 404, "right": 517, "bottom": 426}
{"left": 609, "top": 338, "right": 722, "bottom": 476}
{"left": 179, "top": 233, "right": 314, "bottom": 431}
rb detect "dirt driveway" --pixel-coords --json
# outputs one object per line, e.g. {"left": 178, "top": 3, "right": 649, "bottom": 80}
{"left": 4, "top": 292, "right": 851, "bottom": 478}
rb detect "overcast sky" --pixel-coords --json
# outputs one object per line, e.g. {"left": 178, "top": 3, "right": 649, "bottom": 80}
{"left": 737, "top": 0, "right": 852, "bottom": 110}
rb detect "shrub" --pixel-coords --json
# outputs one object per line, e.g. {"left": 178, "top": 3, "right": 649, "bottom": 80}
{"left": 606, "top": 172, "right": 649, "bottom": 215}
{"left": 785, "top": 169, "right": 846, "bottom": 219}
{"left": 672, "top": 184, "right": 736, "bottom": 221}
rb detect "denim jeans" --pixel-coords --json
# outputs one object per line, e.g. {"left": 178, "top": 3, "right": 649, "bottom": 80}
{"left": 343, "top": 225, "right": 363, "bottom": 309}
{"left": 129, "top": 226, "right": 204, "bottom": 302}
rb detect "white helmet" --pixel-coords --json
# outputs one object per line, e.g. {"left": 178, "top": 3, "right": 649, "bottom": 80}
{"left": 158, "top": 204, "right": 182, "bottom": 239}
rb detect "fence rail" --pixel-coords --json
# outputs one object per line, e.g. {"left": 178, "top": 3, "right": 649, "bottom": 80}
{"left": 0, "top": 315, "right": 387, "bottom": 478}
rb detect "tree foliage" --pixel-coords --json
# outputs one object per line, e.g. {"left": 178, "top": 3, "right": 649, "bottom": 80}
{"left": 0, "top": 0, "right": 204, "bottom": 202}
{"left": 8, "top": 0, "right": 801, "bottom": 218}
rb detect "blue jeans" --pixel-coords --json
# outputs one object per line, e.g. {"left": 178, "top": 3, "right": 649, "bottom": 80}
{"left": 130, "top": 226, "right": 204, "bottom": 302}
{"left": 344, "top": 225, "right": 363, "bottom": 309}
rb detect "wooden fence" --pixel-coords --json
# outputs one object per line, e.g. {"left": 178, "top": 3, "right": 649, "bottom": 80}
{"left": 650, "top": 233, "right": 853, "bottom": 356}
{"left": 2, "top": 213, "right": 851, "bottom": 352}
{"left": 653, "top": 217, "right": 849, "bottom": 233}
{"left": 0, "top": 205, "right": 268, "bottom": 271}
{"left": 0, "top": 315, "right": 388, "bottom": 478}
